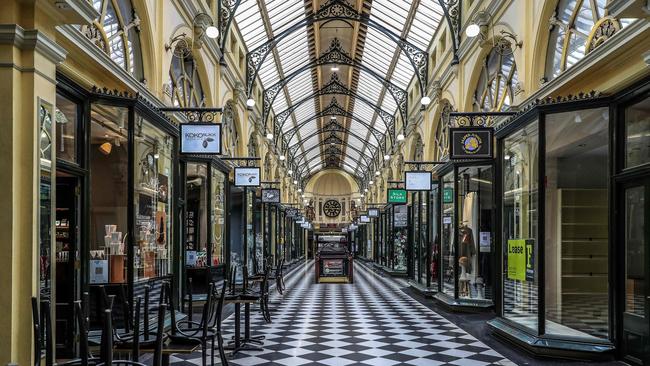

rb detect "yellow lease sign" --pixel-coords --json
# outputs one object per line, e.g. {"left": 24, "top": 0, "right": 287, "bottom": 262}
{"left": 507, "top": 239, "right": 527, "bottom": 281}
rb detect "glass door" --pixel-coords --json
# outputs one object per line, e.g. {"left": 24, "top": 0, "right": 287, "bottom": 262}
{"left": 622, "top": 179, "right": 650, "bottom": 365}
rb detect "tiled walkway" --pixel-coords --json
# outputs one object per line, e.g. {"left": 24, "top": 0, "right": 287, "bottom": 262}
{"left": 169, "top": 261, "right": 517, "bottom": 366}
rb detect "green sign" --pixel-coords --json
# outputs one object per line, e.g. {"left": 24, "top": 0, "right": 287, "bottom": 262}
{"left": 443, "top": 187, "right": 454, "bottom": 203}
{"left": 387, "top": 189, "right": 407, "bottom": 203}
{"left": 507, "top": 239, "right": 535, "bottom": 281}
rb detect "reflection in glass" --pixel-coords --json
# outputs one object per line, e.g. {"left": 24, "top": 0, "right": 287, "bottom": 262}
{"left": 133, "top": 115, "right": 173, "bottom": 281}
{"left": 625, "top": 96, "right": 650, "bottom": 168}
{"left": 625, "top": 186, "right": 645, "bottom": 317}
{"left": 55, "top": 93, "right": 77, "bottom": 163}
{"left": 430, "top": 185, "right": 440, "bottom": 286}
{"left": 544, "top": 108, "right": 609, "bottom": 340}
{"left": 39, "top": 101, "right": 54, "bottom": 297}
{"left": 89, "top": 104, "right": 129, "bottom": 284}
{"left": 211, "top": 169, "right": 225, "bottom": 266}
{"left": 502, "top": 121, "right": 539, "bottom": 331}
{"left": 457, "top": 165, "right": 494, "bottom": 301}
{"left": 185, "top": 163, "right": 208, "bottom": 267}
{"left": 441, "top": 172, "right": 455, "bottom": 296}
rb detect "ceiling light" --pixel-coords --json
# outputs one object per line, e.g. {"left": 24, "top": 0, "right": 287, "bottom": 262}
{"left": 293, "top": 180, "right": 298, "bottom": 184}
{"left": 99, "top": 142, "right": 112, "bottom": 155}
{"left": 360, "top": 194, "right": 364, "bottom": 198}
{"left": 364, "top": 188, "right": 368, "bottom": 192}
{"left": 298, "top": 188, "right": 302, "bottom": 192}
{"left": 331, "top": 65, "right": 339, "bottom": 71}
{"left": 375, "top": 171, "right": 380, "bottom": 176}
{"left": 153, "top": 153, "right": 160, "bottom": 159}
{"left": 246, "top": 98, "right": 255, "bottom": 108}
{"left": 301, "top": 194, "right": 305, "bottom": 198}
{"left": 397, "top": 133, "right": 405, "bottom": 141}
{"left": 384, "top": 154, "right": 390, "bottom": 160}
{"left": 205, "top": 25, "right": 219, "bottom": 39}
{"left": 330, "top": 116, "right": 336, "bottom": 120}
{"left": 369, "top": 180, "right": 374, "bottom": 185}
{"left": 574, "top": 114, "right": 582, "bottom": 123}
{"left": 420, "top": 96, "right": 431, "bottom": 106}
{"left": 288, "top": 169, "right": 293, "bottom": 174}
{"left": 266, "top": 132, "right": 273, "bottom": 140}
{"left": 279, "top": 155, "right": 286, "bottom": 161}
{"left": 465, "top": 23, "right": 481, "bottom": 37}
{"left": 504, "top": 154, "right": 511, "bottom": 160}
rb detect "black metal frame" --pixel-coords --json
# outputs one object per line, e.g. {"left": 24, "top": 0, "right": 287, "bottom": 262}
{"left": 487, "top": 80, "right": 650, "bottom": 358}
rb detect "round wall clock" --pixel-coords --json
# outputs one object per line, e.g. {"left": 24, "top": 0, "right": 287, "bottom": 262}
{"left": 323, "top": 199, "right": 342, "bottom": 217}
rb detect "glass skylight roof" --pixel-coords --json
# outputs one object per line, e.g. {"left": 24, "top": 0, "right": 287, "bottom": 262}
{"left": 233, "top": 0, "right": 443, "bottom": 179}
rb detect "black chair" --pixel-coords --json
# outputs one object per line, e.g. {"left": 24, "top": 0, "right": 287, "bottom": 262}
{"left": 31, "top": 298, "right": 53, "bottom": 366}
{"left": 57, "top": 300, "right": 102, "bottom": 366}
{"left": 166, "top": 282, "right": 214, "bottom": 366}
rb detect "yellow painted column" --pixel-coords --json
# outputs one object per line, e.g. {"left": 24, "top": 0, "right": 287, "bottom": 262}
{"left": 0, "top": 12, "right": 66, "bottom": 366}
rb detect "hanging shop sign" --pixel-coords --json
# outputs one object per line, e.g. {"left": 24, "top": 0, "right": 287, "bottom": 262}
{"left": 443, "top": 187, "right": 454, "bottom": 203}
{"left": 368, "top": 208, "right": 379, "bottom": 218}
{"left": 405, "top": 171, "right": 432, "bottom": 191}
{"left": 387, "top": 188, "right": 407, "bottom": 204}
{"left": 180, "top": 123, "right": 222, "bottom": 154}
{"left": 359, "top": 215, "right": 370, "bottom": 223}
{"left": 394, "top": 205, "right": 408, "bottom": 227}
{"left": 286, "top": 208, "right": 298, "bottom": 217}
{"left": 507, "top": 239, "right": 535, "bottom": 282}
{"left": 449, "top": 127, "right": 493, "bottom": 159}
{"left": 234, "top": 167, "right": 260, "bottom": 187}
{"left": 261, "top": 188, "right": 280, "bottom": 203}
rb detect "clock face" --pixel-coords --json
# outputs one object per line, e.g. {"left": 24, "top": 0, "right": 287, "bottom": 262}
{"left": 323, "top": 199, "right": 342, "bottom": 217}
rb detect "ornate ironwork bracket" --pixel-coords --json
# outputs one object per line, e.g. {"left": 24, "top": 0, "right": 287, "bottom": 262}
{"left": 274, "top": 73, "right": 395, "bottom": 140}
{"left": 448, "top": 111, "right": 516, "bottom": 127}
{"left": 262, "top": 38, "right": 407, "bottom": 132}
{"left": 217, "top": 0, "right": 243, "bottom": 63}
{"left": 438, "top": 0, "right": 461, "bottom": 65}
{"left": 387, "top": 180, "right": 405, "bottom": 188}
{"left": 404, "top": 160, "right": 446, "bottom": 171}
{"left": 220, "top": 156, "right": 260, "bottom": 167}
{"left": 159, "top": 107, "right": 223, "bottom": 122}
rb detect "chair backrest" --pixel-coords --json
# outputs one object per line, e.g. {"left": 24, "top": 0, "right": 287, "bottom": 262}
{"left": 31, "top": 297, "right": 41, "bottom": 366}
{"left": 143, "top": 285, "right": 151, "bottom": 340}
{"left": 120, "top": 285, "right": 132, "bottom": 333}
{"left": 74, "top": 300, "right": 90, "bottom": 364}
{"left": 207, "top": 280, "right": 227, "bottom": 330}
{"left": 201, "top": 283, "right": 214, "bottom": 339}
{"left": 152, "top": 304, "right": 166, "bottom": 366}
{"left": 229, "top": 266, "right": 237, "bottom": 293}
{"left": 242, "top": 265, "right": 249, "bottom": 290}
{"left": 100, "top": 309, "right": 113, "bottom": 364}
{"left": 131, "top": 297, "right": 142, "bottom": 361}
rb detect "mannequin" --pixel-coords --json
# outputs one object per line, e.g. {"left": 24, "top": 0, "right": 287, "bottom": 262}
{"left": 458, "top": 224, "right": 476, "bottom": 297}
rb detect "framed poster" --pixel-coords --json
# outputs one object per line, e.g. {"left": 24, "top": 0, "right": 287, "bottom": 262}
{"left": 405, "top": 171, "right": 432, "bottom": 191}
{"left": 368, "top": 208, "right": 379, "bottom": 218}
{"left": 261, "top": 188, "right": 280, "bottom": 203}
{"left": 394, "top": 205, "right": 408, "bottom": 227}
{"left": 449, "top": 127, "right": 493, "bottom": 159}
{"left": 387, "top": 188, "right": 407, "bottom": 203}
{"left": 180, "top": 123, "right": 222, "bottom": 154}
{"left": 234, "top": 167, "right": 260, "bottom": 187}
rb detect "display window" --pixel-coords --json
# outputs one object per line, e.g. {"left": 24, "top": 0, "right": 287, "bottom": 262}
{"left": 502, "top": 121, "right": 539, "bottom": 331}
{"left": 185, "top": 163, "right": 208, "bottom": 267}
{"left": 441, "top": 172, "right": 455, "bottom": 296}
{"left": 624, "top": 96, "right": 650, "bottom": 169}
{"left": 544, "top": 108, "right": 610, "bottom": 340}
{"left": 55, "top": 93, "right": 78, "bottom": 164}
{"left": 430, "top": 184, "right": 440, "bottom": 288}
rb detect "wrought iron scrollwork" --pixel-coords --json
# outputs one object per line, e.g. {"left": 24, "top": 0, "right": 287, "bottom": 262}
{"left": 158, "top": 107, "right": 223, "bottom": 123}
{"left": 448, "top": 112, "right": 515, "bottom": 127}
{"left": 218, "top": 0, "right": 243, "bottom": 54}
{"left": 438, "top": 0, "right": 461, "bottom": 64}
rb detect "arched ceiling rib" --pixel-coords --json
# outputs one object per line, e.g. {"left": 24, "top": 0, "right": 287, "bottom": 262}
{"left": 234, "top": 0, "right": 444, "bottom": 182}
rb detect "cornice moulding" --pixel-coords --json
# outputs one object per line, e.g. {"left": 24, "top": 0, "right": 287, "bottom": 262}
{"left": 0, "top": 24, "right": 67, "bottom": 64}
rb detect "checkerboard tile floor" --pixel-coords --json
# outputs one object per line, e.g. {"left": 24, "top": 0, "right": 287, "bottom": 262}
{"left": 168, "top": 261, "right": 517, "bottom": 366}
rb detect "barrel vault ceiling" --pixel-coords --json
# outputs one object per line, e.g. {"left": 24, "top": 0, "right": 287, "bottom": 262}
{"left": 234, "top": 0, "right": 444, "bottom": 182}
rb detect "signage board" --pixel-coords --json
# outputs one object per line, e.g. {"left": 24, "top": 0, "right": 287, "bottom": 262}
{"left": 394, "top": 205, "right": 408, "bottom": 227}
{"left": 180, "top": 123, "right": 222, "bottom": 154}
{"left": 387, "top": 188, "right": 407, "bottom": 204}
{"left": 443, "top": 187, "right": 454, "bottom": 203}
{"left": 405, "top": 171, "right": 432, "bottom": 191}
{"left": 234, "top": 167, "right": 260, "bottom": 187}
{"left": 359, "top": 215, "right": 370, "bottom": 223}
{"left": 507, "top": 239, "right": 535, "bottom": 282}
{"left": 450, "top": 127, "right": 493, "bottom": 159}
{"left": 368, "top": 208, "right": 379, "bottom": 218}
{"left": 261, "top": 188, "right": 280, "bottom": 203}
{"left": 286, "top": 208, "right": 297, "bottom": 217}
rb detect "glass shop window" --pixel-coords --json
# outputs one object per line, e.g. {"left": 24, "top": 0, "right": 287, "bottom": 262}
{"left": 211, "top": 169, "right": 226, "bottom": 266}
{"left": 55, "top": 93, "right": 77, "bottom": 163}
{"left": 133, "top": 115, "right": 174, "bottom": 281}
{"left": 625, "top": 96, "right": 650, "bottom": 169}
{"left": 185, "top": 163, "right": 208, "bottom": 267}
{"left": 89, "top": 104, "right": 129, "bottom": 284}
{"left": 456, "top": 165, "right": 494, "bottom": 301}
{"left": 441, "top": 172, "right": 455, "bottom": 296}
{"left": 544, "top": 108, "right": 609, "bottom": 340}
{"left": 502, "top": 121, "right": 539, "bottom": 331}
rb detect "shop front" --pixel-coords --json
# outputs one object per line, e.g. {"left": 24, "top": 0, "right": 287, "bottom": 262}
{"left": 488, "top": 79, "right": 650, "bottom": 363}
{"left": 49, "top": 77, "right": 181, "bottom": 343}
{"left": 407, "top": 183, "right": 439, "bottom": 295}
{"left": 180, "top": 157, "right": 229, "bottom": 301}
{"left": 434, "top": 160, "right": 496, "bottom": 311}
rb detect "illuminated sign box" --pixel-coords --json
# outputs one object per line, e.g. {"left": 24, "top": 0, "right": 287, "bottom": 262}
{"left": 359, "top": 215, "right": 370, "bottom": 223}
{"left": 387, "top": 188, "right": 407, "bottom": 204}
{"left": 234, "top": 167, "right": 260, "bottom": 187}
{"left": 368, "top": 208, "right": 379, "bottom": 218}
{"left": 180, "top": 123, "right": 222, "bottom": 154}
{"left": 449, "top": 127, "right": 493, "bottom": 159}
{"left": 405, "top": 171, "right": 432, "bottom": 191}
{"left": 261, "top": 188, "right": 280, "bottom": 203}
